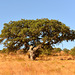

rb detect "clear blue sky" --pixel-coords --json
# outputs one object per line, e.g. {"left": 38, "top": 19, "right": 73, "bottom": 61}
{"left": 0, "top": 0, "right": 75, "bottom": 50}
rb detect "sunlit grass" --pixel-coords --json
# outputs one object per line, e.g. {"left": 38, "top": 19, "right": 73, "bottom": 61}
{"left": 0, "top": 53, "right": 75, "bottom": 75}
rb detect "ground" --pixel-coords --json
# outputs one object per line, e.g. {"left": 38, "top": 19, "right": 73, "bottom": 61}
{"left": 0, "top": 53, "right": 75, "bottom": 75}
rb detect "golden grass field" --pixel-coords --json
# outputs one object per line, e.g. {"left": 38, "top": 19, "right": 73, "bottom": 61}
{"left": 0, "top": 53, "right": 75, "bottom": 75}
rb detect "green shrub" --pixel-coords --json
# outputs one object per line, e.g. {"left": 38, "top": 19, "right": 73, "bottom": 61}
{"left": 1, "top": 48, "right": 15, "bottom": 54}
{"left": 53, "top": 48, "right": 62, "bottom": 53}
{"left": 40, "top": 48, "right": 52, "bottom": 55}
{"left": 1, "top": 48, "right": 7, "bottom": 53}
{"left": 70, "top": 47, "right": 75, "bottom": 56}
{"left": 0, "top": 50, "right": 2, "bottom": 53}
{"left": 39, "top": 45, "right": 53, "bottom": 55}
{"left": 63, "top": 48, "right": 69, "bottom": 54}
{"left": 16, "top": 49, "right": 24, "bottom": 54}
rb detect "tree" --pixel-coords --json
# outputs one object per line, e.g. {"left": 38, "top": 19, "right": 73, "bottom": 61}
{"left": 0, "top": 18, "right": 75, "bottom": 60}
{"left": 70, "top": 47, "right": 75, "bottom": 56}
{"left": 63, "top": 48, "right": 69, "bottom": 54}
{"left": 54, "top": 48, "right": 62, "bottom": 53}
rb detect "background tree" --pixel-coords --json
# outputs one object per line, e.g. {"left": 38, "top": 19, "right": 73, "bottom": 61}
{"left": 54, "top": 48, "right": 62, "bottom": 53}
{"left": 63, "top": 48, "right": 69, "bottom": 53}
{"left": 63, "top": 48, "right": 69, "bottom": 55}
{"left": 70, "top": 47, "right": 75, "bottom": 56}
{"left": 0, "top": 18, "right": 75, "bottom": 60}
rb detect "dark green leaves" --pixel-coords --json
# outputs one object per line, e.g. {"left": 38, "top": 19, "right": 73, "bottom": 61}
{"left": 0, "top": 18, "right": 75, "bottom": 51}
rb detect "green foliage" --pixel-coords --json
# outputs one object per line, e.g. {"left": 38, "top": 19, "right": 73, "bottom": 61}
{"left": 16, "top": 49, "right": 24, "bottom": 54}
{"left": 0, "top": 18, "right": 75, "bottom": 53}
{"left": 39, "top": 45, "right": 53, "bottom": 55}
{"left": 70, "top": 47, "right": 75, "bottom": 56}
{"left": 1, "top": 48, "right": 16, "bottom": 54}
{"left": 1, "top": 48, "right": 6, "bottom": 53}
{"left": 53, "top": 48, "right": 62, "bottom": 53}
{"left": 1, "top": 48, "right": 9, "bottom": 53}
{"left": 40, "top": 48, "right": 52, "bottom": 55}
{"left": 55, "top": 48, "right": 62, "bottom": 53}
{"left": 63, "top": 48, "right": 69, "bottom": 54}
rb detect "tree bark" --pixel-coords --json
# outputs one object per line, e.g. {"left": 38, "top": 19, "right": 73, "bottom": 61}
{"left": 28, "top": 46, "right": 34, "bottom": 60}
{"left": 28, "top": 45, "right": 42, "bottom": 60}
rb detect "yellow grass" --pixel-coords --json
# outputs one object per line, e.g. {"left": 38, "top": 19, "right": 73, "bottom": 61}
{"left": 0, "top": 53, "right": 75, "bottom": 75}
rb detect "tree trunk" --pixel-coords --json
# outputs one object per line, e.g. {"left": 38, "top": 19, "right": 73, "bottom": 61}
{"left": 29, "top": 50, "right": 34, "bottom": 60}
{"left": 28, "top": 45, "right": 42, "bottom": 60}
{"left": 28, "top": 46, "right": 34, "bottom": 60}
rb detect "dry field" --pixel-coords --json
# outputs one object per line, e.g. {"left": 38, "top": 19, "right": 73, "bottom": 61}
{"left": 0, "top": 53, "right": 75, "bottom": 75}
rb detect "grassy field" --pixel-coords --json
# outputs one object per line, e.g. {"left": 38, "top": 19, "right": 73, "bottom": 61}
{"left": 0, "top": 54, "right": 75, "bottom": 75}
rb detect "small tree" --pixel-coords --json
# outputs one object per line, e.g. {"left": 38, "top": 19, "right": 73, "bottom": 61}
{"left": 51, "top": 48, "right": 62, "bottom": 56}
{"left": 55, "top": 48, "right": 62, "bottom": 53}
{"left": 39, "top": 45, "right": 53, "bottom": 55}
{"left": 1, "top": 48, "right": 6, "bottom": 53}
{"left": 1, "top": 48, "right": 9, "bottom": 53}
{"left": 70, "top": 47, "right": 75, "bottom": 56}
{"left": 63, "top": 48, "right": 69, "bottom": 54}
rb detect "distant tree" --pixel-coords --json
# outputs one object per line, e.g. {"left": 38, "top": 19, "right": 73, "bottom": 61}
{"left": 0, "top": 18, "right": 75, "bottom": 60}
{"left": 55, "top": 48, "right": 62, "bottom": 53}
{"left": 1, "top": 48, "right": 7, "bottom": 53}
{"left": 63, "top": 48, "right": 69, "bottom": 54}
{"left": 70, "top": 47, "right": 75, "bottom": 56}
{"left": 39, "top": 45, "right": 53, "bottom": 55}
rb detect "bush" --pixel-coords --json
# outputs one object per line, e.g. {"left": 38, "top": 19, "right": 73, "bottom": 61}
{"left": 1, "top": 48, "right": 7, "bottom": 53}
{"left": 1, "top": 48, "right": 16, "bottom": 54}
{"left": 40, "top": 48, "right": 52, "bottom": 55}
{"left": 63, "top": 48, "right": 69, "bottom": 54}
{"left": 53, "top": 48, "right": 62, "bottom": 53}
{"left": 70, "top": 47, "right": 75, "bottom": 56}
{"left": 16, "top": 49, "right": 24, "bottom": 54}
{"left": 39, "top": 45, "right": 53, "bottom": 55}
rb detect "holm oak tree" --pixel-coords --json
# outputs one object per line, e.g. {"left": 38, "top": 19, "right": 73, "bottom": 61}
{"left": 0, "top": 18, "right": 75, "bottom": 60}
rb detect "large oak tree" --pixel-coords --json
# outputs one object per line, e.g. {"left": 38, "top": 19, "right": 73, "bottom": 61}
{"left": 0, "top": 18, "right": 75, "bottom": 60}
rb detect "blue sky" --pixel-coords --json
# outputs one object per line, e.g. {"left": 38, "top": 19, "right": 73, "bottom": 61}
{"left": 0, "top": 0, "right": 75, "bottom": 50}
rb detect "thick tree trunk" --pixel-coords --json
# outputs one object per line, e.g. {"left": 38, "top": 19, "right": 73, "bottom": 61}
{"left": 28, "top": 46, "right": 34, "bottom": 60}
{"left": 29, "top": 50, "right": 34, "bottom": 60}
{"left": 28, "top": 45, "right": 42, "bottom": 60}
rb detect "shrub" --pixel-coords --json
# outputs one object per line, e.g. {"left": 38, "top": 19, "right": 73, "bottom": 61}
{"left": 70, "top": 47, "right": 75, "bottom": 56}
{"left": 40, "top": 48, "right": 52, "bottom": 55}
{"left": 1, "top": 48, "right": 7, "bottom": 53}
{"left": 39, "top": 45, "right": 53, "bottom": 56}
{"left": 16, "top": 49, "right": 24, "bottom": 54}
{"left": 63, "top": 48, "right": 69, "bottom": 54}
{"left": 53, "top": 48, "right": 62, "bottom": 53}
{"left": 1, "top": 48, "right": 16, "bottom": 54}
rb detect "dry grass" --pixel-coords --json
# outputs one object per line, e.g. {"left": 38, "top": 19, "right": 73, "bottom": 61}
{"left": 0, "top": 53, "right": 75, "bottom": 75}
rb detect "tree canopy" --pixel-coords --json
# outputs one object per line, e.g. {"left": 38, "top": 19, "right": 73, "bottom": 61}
{"left": 0, "top": 18, "right": 75, "bottom": 52}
